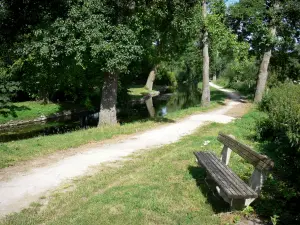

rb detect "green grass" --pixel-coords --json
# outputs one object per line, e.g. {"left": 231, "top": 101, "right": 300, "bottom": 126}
{"left": 214, "top": 78, "right": 255, "bottom": 100}
{"left": 128, "top": 85, "right": 161, "bottom": 100}
{"left": 0, "top": 88, "right": 227, "bottom": 169}
{"left": 0, "top": 101, "right": 84, "bottom": 124}
{"left": 214, "top": 78, "right": 230, "bottom": 88}
{"left": 0, "top": 109, "right": 265, "bottom": 225}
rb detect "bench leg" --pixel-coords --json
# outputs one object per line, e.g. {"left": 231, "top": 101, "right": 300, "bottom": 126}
{"left": 216, "top": 186, "right": 256, "bottom": 210}
{"left": 216, "top": 186, "right": 231, "bottom": 204}
{"left": 216, "top": 187, "right": 246, "bottom": 210}
{"left": 249, "top": 169, "right": 267, "bottom": 194}
{"left": 230, "top": 198, "right": 256, "bottom": 210}
{"left": 230, "top": 199, "right": 247, "bottom": 210}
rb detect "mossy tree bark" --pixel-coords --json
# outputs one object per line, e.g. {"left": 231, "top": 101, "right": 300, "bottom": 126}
{"left": 98, "top": 72, "right": 118, "bottom": 126}
{"left": 201, "top": 0, "right": 210, "bottom": 107}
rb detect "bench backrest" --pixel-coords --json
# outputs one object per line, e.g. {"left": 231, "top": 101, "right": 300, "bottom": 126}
{"left": 217, "top": 132, "right": 274, "bottom": 171}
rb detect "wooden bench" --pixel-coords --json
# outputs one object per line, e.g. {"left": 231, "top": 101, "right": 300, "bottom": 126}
{"left": 194, "top": 132, "right": 274, "bottom": 210}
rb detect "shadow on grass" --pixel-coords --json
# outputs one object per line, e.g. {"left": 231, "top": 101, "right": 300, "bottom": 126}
{"left": 0, "top": 105, "right": 31, "bottom": 118}
{"left": 210, "top": 87, "right": 248, "bottom": 104}
{"left": 1, "top": 102, "right": 87, "bottom": 120}
{"left": 188, "top": 166, "right": 230, "bottom": 213}
{"left": 149, "top": 117, "right": 176, "bottom": 123}
{"left": 0, "top": 102, "right": 91, "bottom": 142}
{"left": 219, "top": 82, "right": 255, "bottom": 101}
{"left": 210, "top": 90, "right": 227, "bottom": 103}
{"left": 121, "top": 115, "right": 176, "bottom": 124}
{"left": 55, "top": 102, "right": 87, "bottom": 113}
{"left": 217, "top": 101, "right": 226, "bottom": 106}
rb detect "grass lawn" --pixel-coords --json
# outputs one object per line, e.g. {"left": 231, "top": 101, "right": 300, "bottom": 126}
{"left": 0, "top": 102, "right": 84, "bottom": 125}
{"left": 0, "top": 109, "right": 265, "bottom": 225}
{"left": 0, "top": 88, "right": 227, "bottom": 169}
{"left": 128, "top": 85, "right": 161, "bottom": 100}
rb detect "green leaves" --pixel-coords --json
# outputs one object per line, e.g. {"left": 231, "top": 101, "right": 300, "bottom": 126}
{"left": 259, "top": 83, "right": 300, "bottom": 150}
{"left": 0, "top": 68, "right": 20, "bottom": 112}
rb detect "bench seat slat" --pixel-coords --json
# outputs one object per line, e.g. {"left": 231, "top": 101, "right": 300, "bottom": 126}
{"left": 197, "top": 152, "right": 249, "bottom": 198}
{"left": 198, "top": 152, "right": 239, "bottom": 197}
{"left": 207, "top": 152, "right": 255, "bottom": 197}
{"left": 194, "top": 152, "right": 258, "bottom": 199}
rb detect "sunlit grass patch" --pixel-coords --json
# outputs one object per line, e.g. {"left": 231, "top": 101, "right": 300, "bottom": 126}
{"left": 1, "top": 109, "right": 265, "bottom": 225}
{"left": 0, "top": 101, "right": 84, "bottom": 124}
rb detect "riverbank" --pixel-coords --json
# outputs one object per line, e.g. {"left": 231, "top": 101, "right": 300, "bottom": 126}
{"left": 0, "top": 87, "right": 227, "bottom": 169}
{"left": 0, "top": 102, "right": 86, "bottom": 125}
{"left": 0, "top": 85, "right": 165, "bottom": 127}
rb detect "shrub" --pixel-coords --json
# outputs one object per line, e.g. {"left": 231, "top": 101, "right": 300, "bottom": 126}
{"left": 256, "top": 83, "right": 300, "bottom": 224}
{"left": 0, "top": 68, "right": 20, "bottom": 117}
{"left": 259, "top": 83, "right": 300, "bottom": 150}
{"left": 219, "top": 57, "right": 258, "bottom": 97}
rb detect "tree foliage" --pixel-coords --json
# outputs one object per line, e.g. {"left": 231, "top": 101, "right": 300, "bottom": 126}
{"left": 0, "top": 67, "right": 20, "bottom": 116}
{"left": 227, "top": 0, "right": 300, "bottom": 80}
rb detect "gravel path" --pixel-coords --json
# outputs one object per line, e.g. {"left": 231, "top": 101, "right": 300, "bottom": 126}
{"left": 0, "top": 83, "right": 244, "bottom": 217}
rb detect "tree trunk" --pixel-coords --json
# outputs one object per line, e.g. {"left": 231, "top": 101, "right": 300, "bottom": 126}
{"left": 213, "top": 50, "right": 219, "bottom": 82}
{"left": 254, "top": 27, "right": 276, "bottom": 103}
{"left": 43, "top": 96, "right": 49, "bottom": 105}
{"left": 39, "top": 89, "right": 49, "bottom": 104}
{"left": 145, "top": 97, "right": 155, "bottom": 118}
{"left": 254, "top": 1, "right": 279, "bottom": 103}
{"left": 98, "top": 72, "right": 118, "bottom": 126}
{"left": 201, "top": 0, "right": 210, "bottom": 107}
{"left": 145, "top": 66, "right": 157, "bottom": 91}
{"left": 213, "top": 73, "right": 217, "bottom": 82}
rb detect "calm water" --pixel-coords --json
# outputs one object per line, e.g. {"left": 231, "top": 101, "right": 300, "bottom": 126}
{"left": 0, "top": 86, "right": 202, "bottom": 142}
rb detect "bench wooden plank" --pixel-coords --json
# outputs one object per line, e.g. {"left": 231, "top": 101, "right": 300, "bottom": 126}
{"left": 217, "top": 132, "right": 274, "bottom": 171}
{"left": 194, "top": 152, "right": 258, "bottom": 199}
{"left": 201, "top": 153, "right": 244, "bottom": 196}
{"left": 195, "top": 152, "right": 244, "bottom": 198}
{"left": 199, "top": 152, "right": 255, "bottom": 198}
{"left": 195, "top": 152, "right": 257, "bottom": 198}
{"left": 197, "top": 152, "right": 239, "bottom": 197}
{"left": 207, "top": 152, "right": 255, "bottom": 197}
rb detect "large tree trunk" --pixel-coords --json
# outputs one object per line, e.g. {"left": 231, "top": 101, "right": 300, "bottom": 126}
{"left": 98, "top": 72, "right": 118, "bottom": 126}
{"left": 254, "top": 1, "right": 279, "bottom": 103}
{"left": 201, "top": 0, "right": 210, "bottom": 107}
{"left": 254, "top": 27, "right": 276, "bottom": 103}
{"left": 145, "top": 66, "right": 157, "bottom": 91}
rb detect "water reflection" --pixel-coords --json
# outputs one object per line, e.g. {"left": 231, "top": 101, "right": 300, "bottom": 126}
{"left": 165, "top": 86, "right": 201, "bottom": 112}
{"left": 154, "top": 85, "right": 201, "bottom": 116}
{"left": 145, "top": 97, "right": 155, "bottom": 118}
{"left": 0, "top": 84, "right": 203, "bottom": 142}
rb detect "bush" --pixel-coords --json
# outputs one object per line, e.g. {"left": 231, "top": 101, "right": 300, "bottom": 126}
{"left": 256, "top": 83, "right": 300, "bottom": 224}
{"left": 259, "top": 83, "right": 300, "bottom": 150}
{"left": 0, "top": 68, "right": 20, "bottom": 117}
{"left": 219, "top": 57, "right": 258, "bottom": 97}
